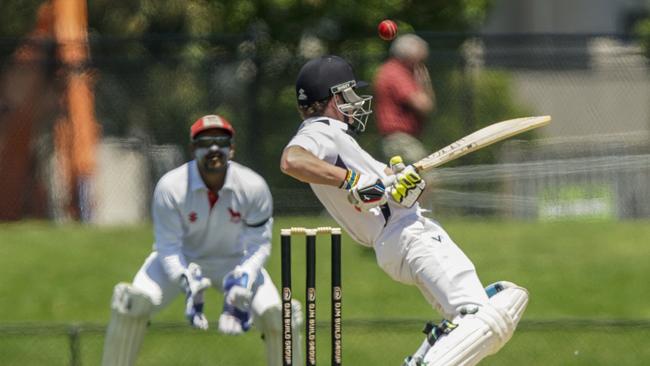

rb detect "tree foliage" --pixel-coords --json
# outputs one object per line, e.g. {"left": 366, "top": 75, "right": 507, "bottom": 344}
{"left": 83, "top": 0, "right": 493, "bottom": 39}
{"left": 4, "top": 1, "right": 529, "bottom": 196}
{"left": 634, "top": 17, "right": 650, "bottom": 57}
{"left": 91, "top": 1, "right": 499, "bottom": 171}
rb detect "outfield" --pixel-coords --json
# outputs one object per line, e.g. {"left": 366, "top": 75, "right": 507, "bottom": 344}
{"left": 1, "top": 216, "right": 649, "bottom": 365}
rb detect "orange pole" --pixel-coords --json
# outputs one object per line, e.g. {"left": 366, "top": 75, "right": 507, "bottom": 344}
{"left": 52, "top": 0, "right": 100, "bottom": 220}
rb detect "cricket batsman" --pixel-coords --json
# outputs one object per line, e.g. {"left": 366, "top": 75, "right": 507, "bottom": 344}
{"left": 280, "top": 55, "right": 529, "bottom": 365}
{"left": 102, "top": 115, "right": 303, "bottom": 366}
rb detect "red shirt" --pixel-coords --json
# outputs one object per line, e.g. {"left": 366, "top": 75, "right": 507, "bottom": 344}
{"left": 374, "top": 58, "right": 425, "bottom": 136}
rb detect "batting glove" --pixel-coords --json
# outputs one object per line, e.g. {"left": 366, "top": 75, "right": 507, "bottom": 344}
{"left": 217, "top": 302, "right": 253, "bottom": 335}
{"left": 387, "top": 156, "right": 426, "bottom": 208}
{"left": 223, "top": 266, "right": 255, "bottom": 312}
{"left": 341, "top": 169, "right": 388, "bottom": 211}
{"left": 389, "top": 155, "right": 407, "bottom": 174}
{"left": 179, "top": 263, "right": 212, "bottom": 330}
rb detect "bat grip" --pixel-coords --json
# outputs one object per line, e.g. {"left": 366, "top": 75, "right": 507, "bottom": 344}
{"left": 382, "top": 163, "right": 424, "bottom": 187}
{"left": 381, "top": 175, "right": 397, "bottom": 188}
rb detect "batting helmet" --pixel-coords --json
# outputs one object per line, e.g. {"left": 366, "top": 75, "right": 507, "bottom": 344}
{"left": 295, "top": 55, "right": 373, "bottom": 133}
{"left": 295, "top": 55, "right": 368, "bottom": 106}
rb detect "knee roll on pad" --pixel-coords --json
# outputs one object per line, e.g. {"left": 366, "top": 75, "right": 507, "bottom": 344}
{"left": 258, "top": 305, "right": 282, "bottom": 334}
{"left": 258, "top": 299, "right": 303, "bottom": 334}
{"left": 476, "top": 284, "right": 529, "bottom": 354}
{"left": 102, "top": 283, "right": 154, "bottom": 366}
{"left": 474, "top": 304, "right": 511, "bottom": 354}
{"left": 422, "top": 283, "right": 529, "bottom": 366}
{"left": 257, "top": 299, "right": 304, "bottom": 336}
{"left": 111, "top": 282, "right": 154, "bottom": 317}
{"left": 488, "top": 283, "right": 528, "bottom": 328}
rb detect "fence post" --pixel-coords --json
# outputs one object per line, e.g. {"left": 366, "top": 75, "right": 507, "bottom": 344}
{"left": 68, "top": 324, "right": 81, "bottom": 366}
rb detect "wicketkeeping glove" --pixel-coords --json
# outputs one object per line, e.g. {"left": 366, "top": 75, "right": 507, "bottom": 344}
{"left": 387, "top": 156, "right": 426, "bottom": 208}
{"left": 179, "top": 263, "right": 212, "bottom": 330}
{"left": 341, "top": 169, "right": 388, "bottom": 211}
{"left": 217, "top": 302, "right": 253, "bottom": 335}
{"left": 223, "top": 266, "right": 255, "bottom": 312}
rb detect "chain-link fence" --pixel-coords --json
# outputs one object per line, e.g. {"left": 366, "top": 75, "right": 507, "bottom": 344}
{"left": 420, "top": 34, "right": 650, "bottom": 220}
{"left": 1, "top": 33, "right": 649, "bottom": 222}
{"left": 425, "top": 132, "right": 650, "bottom": 219}
{"left": 1, "top": 319, "right": 649, "bottom": 365}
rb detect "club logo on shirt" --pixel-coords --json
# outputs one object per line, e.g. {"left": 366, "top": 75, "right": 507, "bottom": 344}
{"left": 188, "top": 212, "right": 198, "bottom": 223}
{"left": 228, "top": 208, "right": 241, "bottom": 223}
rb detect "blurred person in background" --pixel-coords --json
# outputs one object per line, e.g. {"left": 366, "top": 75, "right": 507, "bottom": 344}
{"left": 374, "top": 33, "right": 436, "bottom": 164}
{"left": 374, "top": 34, "right": 436, "bottom": 209}
{"left": 101, "top": 115, "right": 303, "bottom": 366}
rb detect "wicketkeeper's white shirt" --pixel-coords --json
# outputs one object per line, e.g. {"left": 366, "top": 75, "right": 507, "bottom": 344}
{"left": 152, "top": 160, "right": 273, "bottom": 281}
{"left": 286, "top": 117, "right": 418, "bottom": 246}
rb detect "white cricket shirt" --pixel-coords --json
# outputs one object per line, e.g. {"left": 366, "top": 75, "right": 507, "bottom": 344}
{"left": 152, "top": 160, "right": 273, "bottom": 281}
{"left": 286, "top": 117, "right": 417, "bottom": 246}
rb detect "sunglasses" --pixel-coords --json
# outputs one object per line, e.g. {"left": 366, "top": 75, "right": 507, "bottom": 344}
{"left": 193, "top": 135, "right": 232, "bottom": 148}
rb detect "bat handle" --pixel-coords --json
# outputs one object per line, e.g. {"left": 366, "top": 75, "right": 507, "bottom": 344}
{"left": 381, "top": 175, "right": 397, "bottom": 188}
{"left": 382, "top": 163, "right": 424, "bottom": 187}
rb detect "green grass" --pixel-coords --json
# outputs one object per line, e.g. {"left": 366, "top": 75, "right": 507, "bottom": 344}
{"left": 1, "top": 217, "right": 649, "bottom": 365}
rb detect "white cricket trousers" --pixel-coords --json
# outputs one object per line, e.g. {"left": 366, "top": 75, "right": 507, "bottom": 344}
{"left": 373, "top": 215, "right": 489, "bottom": 319}
{"left": 132, "top": 252, "right": 281, "bottom": 319}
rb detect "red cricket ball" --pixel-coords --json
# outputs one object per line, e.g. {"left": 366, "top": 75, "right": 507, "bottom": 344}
{"left": 378, "top": 19, "right": 398, "bottom": 41}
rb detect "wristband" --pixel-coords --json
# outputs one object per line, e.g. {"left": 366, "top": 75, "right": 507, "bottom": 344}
{"left": 339, "top": 169, "right": 360, "bottom": 190}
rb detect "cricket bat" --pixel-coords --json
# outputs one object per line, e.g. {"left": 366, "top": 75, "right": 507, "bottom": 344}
{"left": 413, "top": 115, "right": 551, "bottom": 172}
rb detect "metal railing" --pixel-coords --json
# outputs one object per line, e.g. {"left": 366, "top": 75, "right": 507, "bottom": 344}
{"left": 2, "top": 319, "right": 649, "bottom": 366}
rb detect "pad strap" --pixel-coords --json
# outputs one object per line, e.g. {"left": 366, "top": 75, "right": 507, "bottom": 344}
{"left": 424, "top": 319, "right": 458, "bottom": 346}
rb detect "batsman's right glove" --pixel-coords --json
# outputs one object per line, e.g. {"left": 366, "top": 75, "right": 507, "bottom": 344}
{"left": 340, "top": 169, "right": 388, "bottom": 211}
{"left": 387, "top": 156, "right": 426, "bottom": 208}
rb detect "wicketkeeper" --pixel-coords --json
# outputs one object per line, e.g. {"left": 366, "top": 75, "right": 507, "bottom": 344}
{"left": 280, "top": 55, "right": 529, "bottom": 366}
{"left": 102, "top": 115, "right": 303, "bottom": 366}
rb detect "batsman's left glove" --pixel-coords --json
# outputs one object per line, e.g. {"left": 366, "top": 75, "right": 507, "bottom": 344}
{"left": 387, "top": 156, "right": 426, "bottom": 208}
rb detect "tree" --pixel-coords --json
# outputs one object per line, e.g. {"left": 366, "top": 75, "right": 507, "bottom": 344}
{"left": 82, "top": 1, "right": 492, "bottom": 170}
{"left": 3, "top": 1, "right": 501, "bottom": 214}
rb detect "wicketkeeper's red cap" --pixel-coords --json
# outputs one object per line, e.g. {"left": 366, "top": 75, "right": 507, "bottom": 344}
{"left": 190, "top": 115, "right": 235, "bottom": 139}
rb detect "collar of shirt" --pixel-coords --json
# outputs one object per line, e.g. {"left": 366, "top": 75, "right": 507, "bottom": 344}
{"left": 189, "top": 160, "right": 236, "bottom": 193}
{"left": 301, "top": 116, "right": 351, "bottom": 132}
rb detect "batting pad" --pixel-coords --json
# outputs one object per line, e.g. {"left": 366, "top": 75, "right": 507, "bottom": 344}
{"left": 422, "top": 285, "right": 529, "bottom": 366}
{"left": 260, "top": 300, "right": 303, "bottom": 366}
{"left": 102, "top": 283, "right": 153, "bottom": 366}
{"left": 290, "top": 300, "right": 304, "bottom": 366}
